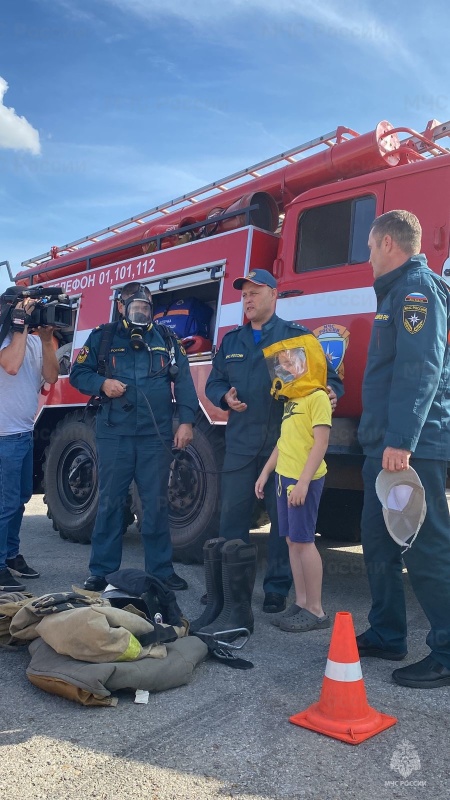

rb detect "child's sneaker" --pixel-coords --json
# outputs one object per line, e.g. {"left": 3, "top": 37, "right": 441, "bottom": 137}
{"left": 6, "top": 554, "right": 40, "bottom": 578}
{"left": 0, "top": 568, "right": 26, "bottom": 592}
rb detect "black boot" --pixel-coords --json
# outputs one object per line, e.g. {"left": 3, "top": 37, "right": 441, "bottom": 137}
{"left": 190, "top": 538, "right": 226, "bottom": 634}
{"left": 196, "top": 539, "right": 257, "bottom": 639}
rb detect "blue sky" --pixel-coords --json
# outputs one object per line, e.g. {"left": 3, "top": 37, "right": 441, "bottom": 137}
{"left": 1, "top": 0, "right": 449, "bottom": 293}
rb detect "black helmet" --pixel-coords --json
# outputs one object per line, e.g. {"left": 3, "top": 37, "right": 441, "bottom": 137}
{"left": 103, "top": 569, "right": 183, "bottom": 627}
{"left": 101, "top": 586, "right": 153, "bottom": 618}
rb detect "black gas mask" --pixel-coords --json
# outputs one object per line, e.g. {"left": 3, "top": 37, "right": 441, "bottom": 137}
{"left": 120, "top": 286, "right": 153, "bottom": 351}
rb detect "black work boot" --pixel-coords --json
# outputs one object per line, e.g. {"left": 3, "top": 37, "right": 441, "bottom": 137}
{"left": 196, "top": 539, "right": 257, "bottom": 639}
{"left": 190, "top": 538, "right": 226, "bottom": 634}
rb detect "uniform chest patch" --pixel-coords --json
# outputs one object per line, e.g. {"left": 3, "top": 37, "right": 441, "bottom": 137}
{"left": 403, "top": 303, "right": 427, "bottom": 334}
{"left": 110, "top": 348, "right": 126, "bottom": 353}
{"left": 374, "top": 313, "right": 390, "bottom": 321}
{"left": 76, "top": 346, "right": 89, "bottom": 363}
{"left": 225, "top": 353, "right": 244, "bottom": 359}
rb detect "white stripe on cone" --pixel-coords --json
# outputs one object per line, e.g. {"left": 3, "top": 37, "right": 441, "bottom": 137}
{"left": 325, "top": 659, "right": 363, "bottom": 682}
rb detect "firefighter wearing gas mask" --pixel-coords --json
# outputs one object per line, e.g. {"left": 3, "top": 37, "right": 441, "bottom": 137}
{"left": 69, "top": 282, "right": 198, "bottom": 594}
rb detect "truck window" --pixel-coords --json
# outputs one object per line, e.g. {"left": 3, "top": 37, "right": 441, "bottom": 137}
{"left": 295, "top": 195, "right": 376, "bottom": 272}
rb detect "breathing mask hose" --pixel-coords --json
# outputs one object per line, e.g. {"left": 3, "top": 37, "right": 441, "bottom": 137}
{"left": 133, "top": 384, "right": 277, "bottom": 476}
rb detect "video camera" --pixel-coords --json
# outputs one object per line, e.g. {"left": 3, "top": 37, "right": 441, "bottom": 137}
{"left": 0, "top": 285, "right": 72, "bottom": 331}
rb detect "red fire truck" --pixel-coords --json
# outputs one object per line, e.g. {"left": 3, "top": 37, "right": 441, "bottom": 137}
{"left": 6, "top": 117, "right": 450, "bottom": 562}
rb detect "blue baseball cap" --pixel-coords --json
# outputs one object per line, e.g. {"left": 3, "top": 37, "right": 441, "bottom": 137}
{"left": 233, "top": 269, "right": 277, "bottom": 290}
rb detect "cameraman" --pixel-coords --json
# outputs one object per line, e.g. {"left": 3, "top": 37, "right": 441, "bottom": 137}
{"left": 0, "top": 287, "right": 59, "bottom": 591}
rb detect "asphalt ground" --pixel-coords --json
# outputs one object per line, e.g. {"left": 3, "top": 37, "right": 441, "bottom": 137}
{"left": 1, "top": 495, "right": 450, "bottom": 800}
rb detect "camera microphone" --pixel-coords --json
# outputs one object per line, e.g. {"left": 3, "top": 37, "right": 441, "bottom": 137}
{"left": 20, "top": 286, "right": 65, "bottom": 300}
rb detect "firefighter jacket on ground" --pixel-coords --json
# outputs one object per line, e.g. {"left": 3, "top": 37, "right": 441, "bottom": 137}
{"left": 358, "top": 254, "right": 450, "bottom": 460}
{"left": 69, "top": 322, "right": 198, "bottom": 438}
{"left": 205, "top": 313, "right": 343, "bottom": 458}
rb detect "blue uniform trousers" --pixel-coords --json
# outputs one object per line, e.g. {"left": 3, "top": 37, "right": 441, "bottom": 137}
{"left": 361, "top": 456, "right": 450, "bottom": 666}
{"left": 90, "top": 435, "right": 174, "bottom": 580}
{"left": 219, "top": 453, "right": 292, "bottom": 596}
{"left": 0, "top": 431, "right": 33, "bottom": 571}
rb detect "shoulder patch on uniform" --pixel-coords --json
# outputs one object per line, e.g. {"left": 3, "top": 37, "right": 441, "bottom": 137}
{"left": 405, "top": 292, "right": 428, "bottom": 304}
{"left": 403, "top": 301, "right": 427, "bottom": 334}
{"left": 76, "top": 346, "right": 89, "bottom": 363}
{"left": 175, "top": 337, "right": 187, "bottom": 356}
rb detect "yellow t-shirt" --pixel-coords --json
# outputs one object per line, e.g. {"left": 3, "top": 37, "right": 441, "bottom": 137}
{"left": 276, "top": 390, "right": 331, "bottom": 480}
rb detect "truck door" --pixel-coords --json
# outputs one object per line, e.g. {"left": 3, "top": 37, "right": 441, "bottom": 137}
{"left": 276, "top": 184, "right": 386, "bottom": 419}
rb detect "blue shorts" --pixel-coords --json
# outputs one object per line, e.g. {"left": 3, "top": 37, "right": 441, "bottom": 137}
{"left": 276, "top": 473, "right": 325, "bottom": 543}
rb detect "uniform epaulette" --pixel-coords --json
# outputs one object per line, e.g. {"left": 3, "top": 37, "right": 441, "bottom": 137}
{"left": 286, "top": 321, "right": 308, "bottom": 331}
{"left": 223, "top": 325, "right": 243, "bottom": 337}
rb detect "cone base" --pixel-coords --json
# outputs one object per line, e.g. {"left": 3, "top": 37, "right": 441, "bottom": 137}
{"left": 289, "top": 702, "right": 397, "bottom": 745}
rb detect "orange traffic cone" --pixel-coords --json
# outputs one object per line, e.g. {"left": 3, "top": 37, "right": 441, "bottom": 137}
{"left": 289, "top": 611, "right": 397, "bottom": 745}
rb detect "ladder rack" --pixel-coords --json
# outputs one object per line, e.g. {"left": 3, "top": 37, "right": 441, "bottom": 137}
{"left": 21, "top": 127, "right": 350, "bottom": 268}
{"left": 21, "top": 119, "right": 450, "bottom": 269}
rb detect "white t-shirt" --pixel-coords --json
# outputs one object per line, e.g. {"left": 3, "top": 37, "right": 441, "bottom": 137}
{"left": 0, "top": 332, "right": 43, "bottom": 434}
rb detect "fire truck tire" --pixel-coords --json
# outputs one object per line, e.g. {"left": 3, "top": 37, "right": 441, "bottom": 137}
{"left": 43, "top": 413, "right": 135, "bottom": 544}
{"left": 130, "top": 417, "right": 225, "bottom": 564}
{"left": 317, "top": 489, "right": 363, "bottom": 543}
{"left": 43, "top": 412, "right": 99, "bottom": 544}
{"left": 43, "top": 411, "right": 134, "bottom": 544}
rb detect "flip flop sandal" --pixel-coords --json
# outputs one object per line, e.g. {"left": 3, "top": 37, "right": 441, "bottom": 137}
{"left": 279, "top": 608, "right": 330, "bottom": 632}
{"left": 270, "top": 603, "right": 302, "bottom": 628}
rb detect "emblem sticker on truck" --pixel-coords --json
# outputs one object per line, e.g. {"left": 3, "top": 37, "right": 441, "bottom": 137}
{"left": 313, "top": 323, "right": 350, "bottom": 379}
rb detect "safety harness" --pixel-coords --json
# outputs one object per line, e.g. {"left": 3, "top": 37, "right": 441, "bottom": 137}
{"left": 83, "top": 320, "right": 179, "bottom": 422}
{"left": 95, "top": 320, "right": 178, "bottom": 380}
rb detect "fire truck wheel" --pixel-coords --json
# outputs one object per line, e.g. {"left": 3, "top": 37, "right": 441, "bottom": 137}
{"left": 43, "top": 412, "right": 99, "bottom": 544}
{"left": 130, "top": 417, "right": 225, "bottom": 564}
{"left": 316, "top": 489, "right": 363, "bottom": 542}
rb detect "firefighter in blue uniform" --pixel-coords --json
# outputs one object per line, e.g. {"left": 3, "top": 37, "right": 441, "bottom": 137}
{"left": 69, "top": 282, "right": 198, "bottom": 592}
{"left": 357, "top": 210, "right": 450, "bottom": 688}
{"left": 205, "top": 269, "right": 343, "bottom": 613}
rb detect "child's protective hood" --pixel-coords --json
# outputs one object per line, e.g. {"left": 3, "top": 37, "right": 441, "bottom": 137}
{"left": 263, "top": 334, "right": 328, "bottom": 400}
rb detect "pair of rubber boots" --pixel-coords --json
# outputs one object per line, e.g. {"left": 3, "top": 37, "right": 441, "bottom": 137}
{"left": 190, "top": 538, "right": 257, "bottom": 637}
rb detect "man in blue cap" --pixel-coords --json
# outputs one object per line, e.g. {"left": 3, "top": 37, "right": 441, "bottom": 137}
{"left": 205, "top": 269, "right": 343, "bottom": 612}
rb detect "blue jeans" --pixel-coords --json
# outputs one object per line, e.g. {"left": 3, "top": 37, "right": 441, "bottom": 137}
{"left": 0, "top": 431, "right": 34, "bottom": 571}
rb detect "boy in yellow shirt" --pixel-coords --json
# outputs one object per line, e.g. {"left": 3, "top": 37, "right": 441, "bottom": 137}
{"left": 255, "top": 335, "right": 331, "bottom": 632}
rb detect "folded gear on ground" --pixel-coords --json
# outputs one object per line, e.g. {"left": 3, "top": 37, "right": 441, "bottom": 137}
{"left": 26, "top": 635, "right": 208, "bottom": 706}
{"left": 10, "top": 599, "right": 187, "bottom": 661}
{"left": 0, "top": 591, "right": 34, "bottom": 646}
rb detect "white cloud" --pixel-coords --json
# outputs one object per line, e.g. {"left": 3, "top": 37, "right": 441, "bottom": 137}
{"left": 0, "top": 77, "right": 41, "bottom": 155}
